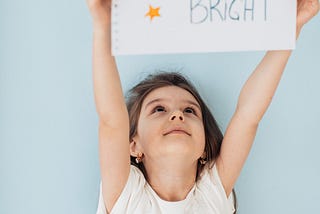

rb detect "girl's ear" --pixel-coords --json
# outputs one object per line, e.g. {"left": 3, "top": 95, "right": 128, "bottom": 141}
{"left": 130, "top": 135, "right": 143, "bottom": 157}
{"left": 130, "top": 134, "right": 143, "bottom": 156}
{"left": 129, "top": 140, "right": 139, "bottom": 157}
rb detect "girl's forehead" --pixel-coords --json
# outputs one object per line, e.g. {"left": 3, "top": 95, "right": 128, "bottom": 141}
{"left": 142, "top": 86, "right": 199, "bottom": 106}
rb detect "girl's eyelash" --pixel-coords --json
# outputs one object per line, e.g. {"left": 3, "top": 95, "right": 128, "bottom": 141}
{"left": 184, "top": 107, "right": 196, "bottom": 114}
{"left": 151, "top": 105, "right": 197, "bottom": 115}
{"left": 152, "top": 105, "right": 166, "bottom": 113}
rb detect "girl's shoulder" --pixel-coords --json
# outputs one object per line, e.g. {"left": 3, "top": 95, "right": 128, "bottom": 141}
{"left": 196, "top": 163, "right": 235, "bottom": 213}
{"left": 199, "top": 163, "right": 230, "bottom": 191}
{"left": 96, "top": 165, "right": 148, "bottom": 214}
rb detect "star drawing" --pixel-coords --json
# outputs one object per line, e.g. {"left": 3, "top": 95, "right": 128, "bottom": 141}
{"left": 145, "top": 5, "right": 161, "bottom": 21}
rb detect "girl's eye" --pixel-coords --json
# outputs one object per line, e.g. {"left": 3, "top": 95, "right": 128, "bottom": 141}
{"left": 153, "top": 106, "right": 165, "bottom": 113}
{"left": 184, "top": 107, "right": 196, "bottom": 114}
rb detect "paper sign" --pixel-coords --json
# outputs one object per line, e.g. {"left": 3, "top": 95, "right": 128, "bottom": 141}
{"left": 111, "top": 0, "right": 296, "bottom": 55}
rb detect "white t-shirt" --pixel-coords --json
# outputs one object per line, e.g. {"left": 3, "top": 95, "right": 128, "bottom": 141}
{"left": 96, "top": 164, "right": 235, "bottom": 214}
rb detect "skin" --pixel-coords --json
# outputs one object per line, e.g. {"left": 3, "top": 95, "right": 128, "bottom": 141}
{"left": 86, "top": 0, "right": 319, "bottom": 212}
{"left": 130, "top": 86, "right": 206, "bottom": 201}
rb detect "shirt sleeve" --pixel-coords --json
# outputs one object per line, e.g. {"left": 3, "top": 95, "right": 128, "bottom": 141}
{"left": 96, "top": 181, "right": 107, "bottom": 214}
{"left": 95, "top": 165, "right": 146, "bottom": 214}
{"left": 211, "top": 164, "right": 236, "bottom": 213}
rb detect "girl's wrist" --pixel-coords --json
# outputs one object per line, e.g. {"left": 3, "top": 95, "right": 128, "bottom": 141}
{"left": 92, "top": 24, "right": 112, "bottom": 49}
{"left": 296, "top": 25, "right": 303, "bottom": 40}
{"left": 93, "top": 22, "right": 111, "bottom": 35}
{"left": 93, "top": 21, "right": 110, "bottom": 30}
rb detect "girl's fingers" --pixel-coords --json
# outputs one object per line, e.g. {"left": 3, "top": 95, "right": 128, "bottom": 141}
{"left": 86, "top": 0, "right": 112, "bottom": 25}
{"left": 297, "top": 0, "right": 320, "bottom": 27}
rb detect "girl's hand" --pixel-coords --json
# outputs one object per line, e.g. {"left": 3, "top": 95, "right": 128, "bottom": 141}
{"left": 297, "top": 0, "right": 320, "bottom": 30}
{"left": 86, "top": 0, "right": 112, "bottom": 28}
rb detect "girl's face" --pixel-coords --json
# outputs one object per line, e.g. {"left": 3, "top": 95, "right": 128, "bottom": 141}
{"left": 132, "top": 86, "right": 206, "bottom": 164}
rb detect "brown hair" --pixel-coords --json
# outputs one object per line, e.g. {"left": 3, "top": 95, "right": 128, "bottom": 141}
{"left": 126, "top": 71, "right": 237, "bottom": 212}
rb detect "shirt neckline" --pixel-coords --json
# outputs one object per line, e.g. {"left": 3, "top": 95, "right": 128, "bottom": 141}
{"left": 145, "top": 181, "right": 196, "bottom": 205}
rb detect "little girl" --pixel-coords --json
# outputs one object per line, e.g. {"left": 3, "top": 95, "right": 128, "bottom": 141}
{"left": 86, "top": 0, "right": 319, "bottom": 213}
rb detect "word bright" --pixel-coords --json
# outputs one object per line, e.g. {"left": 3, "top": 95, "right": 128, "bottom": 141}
{"left": 190, "top": 0, "right": 268, "bottom": 23}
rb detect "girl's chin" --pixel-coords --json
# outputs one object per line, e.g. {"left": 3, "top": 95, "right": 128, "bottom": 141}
{"left": 159, "top": 142, "right": 196, "bottom": 155}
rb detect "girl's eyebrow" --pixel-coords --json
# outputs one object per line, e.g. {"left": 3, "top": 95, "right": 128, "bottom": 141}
{"left": 144, "top": 98, "right": 165, "bottom": 110}
{"left": 144, "top": 98, "right": 201, "bottom": 111}
{"left": 182, "top": 99, "right": 201, "bottom": 111}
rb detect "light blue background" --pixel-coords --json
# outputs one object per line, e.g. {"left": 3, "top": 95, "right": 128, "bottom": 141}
{"left": 1, "top": 0, "right": 319, "bottom": 213}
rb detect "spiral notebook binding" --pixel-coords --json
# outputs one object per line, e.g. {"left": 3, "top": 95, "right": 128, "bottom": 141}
{"left": 111, "top": 0, "right": 119, "bottom": 55}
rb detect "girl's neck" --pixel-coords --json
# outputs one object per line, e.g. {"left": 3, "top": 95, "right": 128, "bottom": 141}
{"left": 144, "top": 160, "right": 198, "bottom": 201}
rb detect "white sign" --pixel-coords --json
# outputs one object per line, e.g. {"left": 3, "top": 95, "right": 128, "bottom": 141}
{"left": 111, "top": 0, "right": 296, "bottom": 55}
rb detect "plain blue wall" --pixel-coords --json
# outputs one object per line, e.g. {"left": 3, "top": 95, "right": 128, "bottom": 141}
{"left": 1, "top": 0, "right": 319, "bottom": 213}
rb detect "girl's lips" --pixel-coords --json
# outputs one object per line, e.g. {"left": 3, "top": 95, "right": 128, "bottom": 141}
{"left": 167, "top": 130, "right": 189, "bottom": 135}
{"left": 164, "top": 128, "right": 191, "bottom": 136}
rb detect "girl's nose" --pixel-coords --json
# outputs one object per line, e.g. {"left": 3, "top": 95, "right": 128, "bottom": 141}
{"left": 169, "top": 110, "right": 184, "bottom": 121}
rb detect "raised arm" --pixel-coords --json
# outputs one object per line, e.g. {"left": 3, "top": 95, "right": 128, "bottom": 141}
{"left": 87, "top": 0, "right": 130, "bottom": 212}
{"left": 216, "top": 0, "right": 320, "bottom": 196}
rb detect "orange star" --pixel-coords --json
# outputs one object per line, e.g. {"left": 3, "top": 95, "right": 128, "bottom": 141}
{"left": 145, "top": 5, "right": 161, "bottom": 20}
